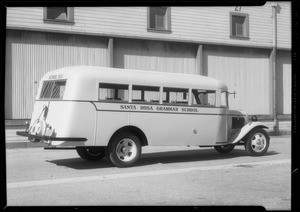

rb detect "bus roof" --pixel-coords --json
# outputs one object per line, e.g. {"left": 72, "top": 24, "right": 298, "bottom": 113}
{"left": 43, "top": 66, "right": 227, "bottom": 90}
{"left": 41, "top": 66, "right": 227, "bottom": 101}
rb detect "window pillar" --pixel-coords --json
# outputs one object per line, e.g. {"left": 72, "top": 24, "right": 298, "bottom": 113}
{"left": 196, "top": 44, "right": 203, "bottom": 75}
{"left": 107, "top": 38, "right": 114, "bottom": 68}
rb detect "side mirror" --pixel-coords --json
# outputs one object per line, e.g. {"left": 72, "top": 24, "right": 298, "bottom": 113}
{"left": 228, "top": 91, "right": 237, "bottom": 99}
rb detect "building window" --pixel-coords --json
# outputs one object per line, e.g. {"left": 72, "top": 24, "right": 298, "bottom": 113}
{"left": 230, "top": 12, "right": 249, "bottom": 39}
{"left": 44, "top": 7, "right": 74, "bottom": 24}
{"left": 148, "top": 7, "right": 171, "bottom": 32}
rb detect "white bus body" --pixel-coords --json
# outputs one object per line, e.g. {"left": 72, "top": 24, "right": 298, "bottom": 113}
{"left": 17, "top": 66, "right": 270, "bottom": 167}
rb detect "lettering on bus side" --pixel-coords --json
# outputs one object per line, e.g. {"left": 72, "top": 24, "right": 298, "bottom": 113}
{"left": 49, "top": 74, "right": 63, "bottom": 80}
{"left": 120, "top": 105, "right": 137, "bottom": 110}
{"left": 119, "top": 104, "right": 199, "bottom": 113}
{"left": 156, "top": 106, "right": 179, "bottom": 112}
{"left": 181, "top": 107, "right": 199, "bottom": 113}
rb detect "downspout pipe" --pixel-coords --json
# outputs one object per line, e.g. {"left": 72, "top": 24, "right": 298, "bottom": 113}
{"left": 271, "top": 3, "right": 279, "bottom": 134}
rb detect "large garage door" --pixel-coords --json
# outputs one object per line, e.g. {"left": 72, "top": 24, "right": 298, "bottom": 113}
{"left": 114, "top": 38, "right": 197, "bottom": 75}
{"left": 204, "top": 45, "right": 271, "bottom": 115}
{"left": 5, "top": 30, "right": 109, "bottom": 119}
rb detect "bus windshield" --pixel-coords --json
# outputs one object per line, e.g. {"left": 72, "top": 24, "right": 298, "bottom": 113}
{"left": 220, "top": 91, "right": 228, "bottom": 107}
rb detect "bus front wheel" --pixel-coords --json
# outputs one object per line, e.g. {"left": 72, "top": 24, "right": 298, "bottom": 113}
{"left": 76, "top": 147, "right": 105, "bottom": 161}
{"left": 106, "top": 132, "right": 141, "bottom": 167}
{"left": 244, "top": 128, "right": 270, "bottom": 156}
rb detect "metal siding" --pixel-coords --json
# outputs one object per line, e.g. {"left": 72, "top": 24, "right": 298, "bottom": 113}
{"left": 7, "top": 30, "right": 108, "bottom": 119}
{"left": 276, "top": 2, "right": 291, "bottom": 49}
{"left": 282, "top": 64, "right": 291, "bottom": 114}
{"left": 204, "top": 45, "right": 270, "bottom": 115}
{"left": 114, "top": 39, "right": 197, "bottom": 74}
{"left": 6, "top": 4, "right": 291, "bottom": 49}
{"left": 276, "top": 50, "right": 291, "bottom": 115}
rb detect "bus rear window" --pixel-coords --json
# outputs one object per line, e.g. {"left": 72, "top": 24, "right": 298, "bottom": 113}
{"left": 40, "top": 81, "right": 66, "bottom": 99}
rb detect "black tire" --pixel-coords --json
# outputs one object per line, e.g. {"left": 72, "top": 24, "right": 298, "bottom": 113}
{"left": 214, "top": 145, "right": 235, "bottom": 153}
{"left": 244, "top": 128, "right": 270, "bottom": 156}
{"left": 106, "top": 132, "right": 141, "bottom": 167}
{"left": 76, "top": 147, "right": 105, "bottom": 161}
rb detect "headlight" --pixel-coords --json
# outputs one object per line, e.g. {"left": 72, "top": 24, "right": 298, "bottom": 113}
{"left": 251, "top": 115, "right": 258, "bottom": 122}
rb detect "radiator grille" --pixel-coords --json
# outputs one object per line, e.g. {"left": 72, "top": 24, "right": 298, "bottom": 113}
{"left": 232, "top": 117, "right": 245, "bottom": 129}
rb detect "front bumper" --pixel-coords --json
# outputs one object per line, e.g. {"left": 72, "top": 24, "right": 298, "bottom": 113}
{"left": 16, "top": 131, "right": 87, "bottom": 142}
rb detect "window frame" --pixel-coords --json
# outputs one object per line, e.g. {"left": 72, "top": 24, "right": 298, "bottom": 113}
{"left": 43, "top": 7, "right": 75, "bottom": 24}
{"left": 220, "top": 90, "right": 229, "bottom": 108}
{"left": 39, "top": 80, "right": 67, "bottom": 100}
{"left": 163, "top": 87, "right": 189, "bottom": 106}
{"left": 191, "top": 89, "right": 217, "bottom": 107}
{"left": 98, "top": 83, "right": 129, "bottom": 102}
{"left": 147, "top": 7, "right": 172, "bottom": 33}
{"left": 229, "top": 12, "right": 249, "bottom": 39}
{"left": 132, "top": 85, "right": 160, "bottom": 104}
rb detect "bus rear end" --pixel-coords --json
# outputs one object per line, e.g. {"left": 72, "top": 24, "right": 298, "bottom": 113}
{"left": 17, "top": 70, "right": 96, "bottom": 147}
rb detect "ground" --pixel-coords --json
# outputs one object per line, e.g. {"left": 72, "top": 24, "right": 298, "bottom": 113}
{"left": 5, "top": 135, "right": 291, "bottom": 210}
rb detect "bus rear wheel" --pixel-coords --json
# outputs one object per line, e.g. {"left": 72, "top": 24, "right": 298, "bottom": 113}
{"left": 214, "top": 145, "right": 235, "bottom": 153}
{"left": 76, "top": 147, "right": 105, "bottom": 161}
{"left": 106, "top": 132, "right": 141, "bottom": 167}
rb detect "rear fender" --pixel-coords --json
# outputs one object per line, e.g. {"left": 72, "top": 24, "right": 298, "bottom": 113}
{"left": 228, "top": 122, "right": 269, "bottom": 144}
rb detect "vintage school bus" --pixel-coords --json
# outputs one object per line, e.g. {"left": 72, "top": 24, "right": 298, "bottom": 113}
{"left": 17, "top": 66, "right": 270, "bottom": 167}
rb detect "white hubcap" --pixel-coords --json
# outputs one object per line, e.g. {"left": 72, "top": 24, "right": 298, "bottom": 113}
{"left": 251, "top": 133, "right": 267, "bottom": 152}
{"left": 116, "top": 139, "right": 137, "bottom": 162}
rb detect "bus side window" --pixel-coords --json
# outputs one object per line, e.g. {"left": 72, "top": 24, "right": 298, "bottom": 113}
{"left": 192, "top": 89, "right": 216, "bottom": 107}
{"left": 163, "top": 87, "right": 189, "bottom": 105}
{"left": 132, "top": 85, "right": 160, "bottom": 103}
{"left": 99, "top": 83, "right": 129, "bottom": 101}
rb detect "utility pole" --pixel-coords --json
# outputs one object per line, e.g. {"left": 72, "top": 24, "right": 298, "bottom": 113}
{"left": 271, "top": 3, "right": 279, "bottom": 134}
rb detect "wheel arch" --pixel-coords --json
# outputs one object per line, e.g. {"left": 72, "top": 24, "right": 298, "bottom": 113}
{"left": 228, "top": 122, "right": 269, "bottom": 144}
{"left": 109, "top": 125, "right": 148, "bottom": 146}
{"left": 241, "top": 126, "right": 270, "bottom": 142}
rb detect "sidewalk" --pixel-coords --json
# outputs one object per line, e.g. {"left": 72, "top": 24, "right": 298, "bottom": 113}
{"left": 5, "top": 128, "right": 291, "bottom": 149}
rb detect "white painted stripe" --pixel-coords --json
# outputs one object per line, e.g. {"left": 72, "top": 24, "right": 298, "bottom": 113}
{"left": 7, "top": 159, "right": 290, "bottom": 189}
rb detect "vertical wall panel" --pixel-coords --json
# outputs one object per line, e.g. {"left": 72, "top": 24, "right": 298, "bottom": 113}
{"left": 6, "top": 30, "right": 108, "bottom": 119}
{"left": 276, "top": 50, "right": 291, "bottom": 115}
{"left": 114, "top": 39, "right": 197, "bottom": 74}
{"left": 203, "top": 45, "right": 271, "bottom": 115}
{"left": 276, "top": 1, "right": 291, "bottom": 50}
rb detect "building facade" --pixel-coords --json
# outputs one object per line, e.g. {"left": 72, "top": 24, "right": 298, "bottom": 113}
{"left": 5, "top": 3, "right": 291, "bottom": 131}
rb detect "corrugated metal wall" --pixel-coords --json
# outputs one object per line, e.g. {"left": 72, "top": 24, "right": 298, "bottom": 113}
{"left": 6, "top": 3, "right": 291, "bottom": 50}
{"left": 5, "top": 29, "right": 291, "bottom": 120}
{"left": 114, "top": 39, "right": 197, "bottom": 74}
{"left": 276, "top": 50, "right": 291, "bottom": 115}
{"left": 203, "top": 45, "right": 271, "bottom": 115}
{"left": 5, "top": 30, "right": 108, "bottom": 119}
{"left": 276, "top": 2, "right": 291, "bottom": 50}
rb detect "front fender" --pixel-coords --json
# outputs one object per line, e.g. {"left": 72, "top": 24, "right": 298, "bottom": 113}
{"left": 228, "top": 122, "right": 268, "bottom": 144}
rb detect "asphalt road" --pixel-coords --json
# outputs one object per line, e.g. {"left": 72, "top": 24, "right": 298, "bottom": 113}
{"left": 5, "top": 135, "right": 291, "bottom": 210}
